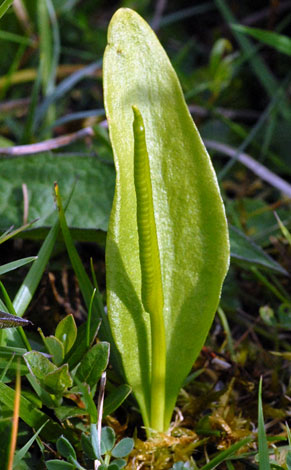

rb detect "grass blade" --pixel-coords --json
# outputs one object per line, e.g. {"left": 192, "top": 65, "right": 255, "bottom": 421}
{"left": 232, "top": 24, "right": 291, "bottom": 57}
{"left": 0, "top": 382, "right": 65, "bottom": 441}
{"left": 258, "top": 377, "right": 271, "bottom": 470}
{"left": 0, "top": 30, "right": 34, "bottom": 46}
{"left": 2, "top": 218, "right": 60, "bottom": 347}
{"left": 200, "top": 437, "right": 252, "bottom": 470}
{"left": 12, "top": 219, "right": 59, "bottom": 317}
{"left": 54, "top": 183, "right": 103, "bottom": 325}
{"left": 215, "top": 0, "right": 278, "bottom": 98}
{"left": 34, "top": 60, "right": 102, "bottom": 130}
{"left": 0, "top": 281, "right": 31, "bottom": 350}
{"left": 274, "top": 212, "right": 291, "bottom": 246}
{"left": 0, "top": 220, "right": 38, "bottom": 244}
{"left": 0, "top": 0, "right": 13, "bottom": 19}
{"left": 0, "top": 256, "right": 37, "bottom": 275}
{"left": 37, "top": 0, "right": 60, "bottom": 131}
{"left": 53, "top": 183, "right": 121, "bottom": 372}
{"left": 13, "top": 420, "right": 49, "bottom": 468}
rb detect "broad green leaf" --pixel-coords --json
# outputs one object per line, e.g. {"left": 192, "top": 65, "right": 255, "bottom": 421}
{"left": 81, "top": 433, "right": 97, "bottom": 459}
{"left": 108, "top": 464, "right": 121, "bottom": 470}
{"left": 103, "top": 384, "right": 131, "bottom": 417}
{"left": 45, "top": 461, "right": 75, "bottom": 470}
{"left": 43, "top": 364, "right": 73, "bottom": 394}
{"left": 76, "top": 341, "right": 110, "bottom": 388}
{"left": 24, "top": 351, "right": 56, "bottom": 381}
{"left": 76, "top": 380, "right": 97, "bottom": 423}
{"left": 104, "top": 8, "right": 229, "bottom": 430}
{"left": 100, "top": 426, "right": 115, "bottom": 454}
{"left": 25, "top": 352, "right": 72, "bottom": 395}
{"left": 26, "top": 372, "right": 57, "bottom": 409}
{"left": 0, "top": 382, "right": 64, "bottom": 441}
{"left": 232, "top": 24, "right": 291, "bottom": 57}
{"left": 57, "top": 435, "right": 77, "bottom": 460}
{"left": 55, "top": 314, "right": 77, "bottom": 355}
{"left": 45, "top": 336, "right": 65, "bottom": 366}
{"left": 109, "top": 459, "right": 126, "bottom": 469}
{"left": 55, "top": 406, "right": 88, "bottom": 422}
{"left": 65, "top": 321, "right": 101, "bottom": 371}
{"left": 112, "top": 437, "right": 134, "bottom": 458}
{"left": 0, "top": 152, "right": 115, "bottom": 231}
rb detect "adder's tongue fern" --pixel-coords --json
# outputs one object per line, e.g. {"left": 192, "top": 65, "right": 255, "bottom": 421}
{"left": 132, "top": 105, "right": 166, "bottom": 432}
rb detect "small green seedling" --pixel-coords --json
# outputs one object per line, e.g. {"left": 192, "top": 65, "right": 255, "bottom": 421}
{"left": 104, "top": 8, "right": 230, "bottom": 434}
{"left": 46, "top": 428, "right": 134, "bottom": 469}
{"left": 24, "top": 313, "right": 110, "bottom": 410}
{"left": 81, "top": 426, "right": 134, "bottom": 469}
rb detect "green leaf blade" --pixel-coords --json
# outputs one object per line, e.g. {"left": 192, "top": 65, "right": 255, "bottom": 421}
{"left": 104, "top": 8, "right": 230, "bottom": 430}
{"left": 55, "top": 314, "right": 77, "bottom": 355}
{"left": 45, "top": 336, "right": 65, "bottom": 366}
{"left": 76, "top": 341, "right": 110, "bottom": 387}
{"left": 112, "top": 437, "right": 134, "bottom": 458}
{"left": 24, "top": 351, "right": 56, "bottom": 381}
{"left": 0, "top": 256, "right": 37, "bottom": 275}
{"left": 0, "top": 0, "right": 14, "bottom": 20}
{"left": 232, "top": 24, "right": 291, "bottom": 57}
{"left": 258, "top": 378, "right": 271, "bottom": 470}
{"left": 103, "top": 384, "right": 131, "bottom": 417}
{"left": 43, "top": 364, "right": 73, "bottom": 394}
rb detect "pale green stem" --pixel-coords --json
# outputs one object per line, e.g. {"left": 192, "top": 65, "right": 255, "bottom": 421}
{"left": 132, "top": 105, "right": 166, "bottom": 432}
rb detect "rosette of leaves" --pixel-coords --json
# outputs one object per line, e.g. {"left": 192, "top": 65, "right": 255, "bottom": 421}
{"left": 24, "top": 314, "right": 110, "bottom": 413}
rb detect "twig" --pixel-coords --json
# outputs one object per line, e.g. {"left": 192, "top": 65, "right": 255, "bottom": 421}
{"left": 0, "top": 98, "right": 30, "bottom": 113}
{"left": 94, "top": 371, "right": 107, "bottom": 470}
{"left": 13, "top": 0, "right": 35, "bottom": 38}
{"left": 241, "top": 0, "right": 291, "bottom": 26}
{"left": 0, "top": 127, "right": 94, "bottom": 156}
{"left": 2, "top": 126, "right": 291, "bottom": 199}
{"left": 22, "top": 183, "right": 29, "bottom": 225}
{"left": 0, "top": 64, "right": 101, "bottom": 90}
{"left": 205, "top": 139, "right": 291, "bottom": 198}
{"left": 152, "top": 0, "right": 168, "bottom": 30}
{"left": 188, "top": 104, "right": 259, "bottom": 121}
